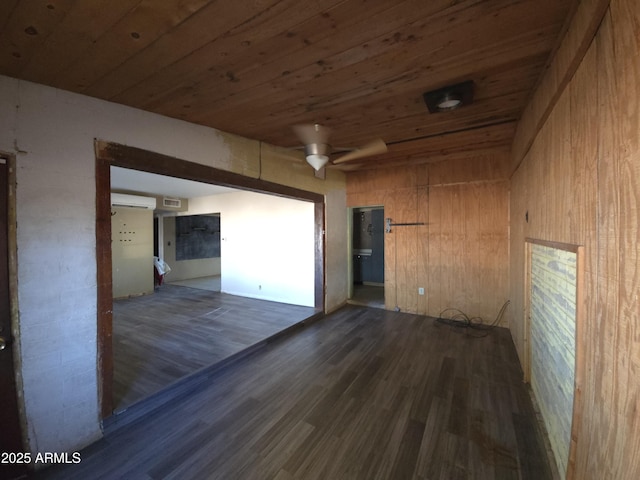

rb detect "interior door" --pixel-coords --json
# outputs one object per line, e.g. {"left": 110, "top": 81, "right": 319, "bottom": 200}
{"left": 0, "top": 157, "right": 26, "bottom": 479}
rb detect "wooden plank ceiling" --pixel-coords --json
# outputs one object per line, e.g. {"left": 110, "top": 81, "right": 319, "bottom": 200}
{"left": 0, "top": 0, "right": 576, "bottom": 171}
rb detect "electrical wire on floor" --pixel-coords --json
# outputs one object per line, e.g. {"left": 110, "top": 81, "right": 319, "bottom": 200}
{"left": 434, "top": 300, "right": 510, "bottom": 338}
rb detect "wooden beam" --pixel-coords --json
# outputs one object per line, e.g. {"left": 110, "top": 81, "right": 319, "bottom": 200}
{"left": 95, "top": 154, "right": 114, "bottom": 419}
{"left": 94, "top": 140, "right": 324, "bottom": 203}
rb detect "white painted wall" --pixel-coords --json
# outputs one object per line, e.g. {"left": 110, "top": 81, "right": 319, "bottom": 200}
{"left": 188, "top": 192, "right": 315, "bottom": 306}
{"left": 325, "top": 187, "right": 349, "bottom": 312}
{"left": 111, "top": 207, "right": 154, "bottom": 298}
{"left": 0, "top": 75, "right": 348, "bottom": 459}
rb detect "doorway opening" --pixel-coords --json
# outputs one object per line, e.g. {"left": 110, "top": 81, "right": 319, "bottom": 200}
{"left": 349, "top": 206, "right": 385, "bottom": 309}
{"left": 96, "top": 141, "right": 325, "bottom": 419}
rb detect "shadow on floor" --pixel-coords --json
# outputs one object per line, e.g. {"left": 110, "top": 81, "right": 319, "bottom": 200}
{"left": 167, "top": 274, "right": 221, "bottom": 291}
{"left": 349, "top": 283, "right": 385, "bottom": 309}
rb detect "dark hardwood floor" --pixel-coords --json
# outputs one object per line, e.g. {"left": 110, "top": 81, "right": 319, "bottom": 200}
{"left": 37, "top": 305, "right": 554, "bottom": 480}
{"left": 113, "top": 284, "right": 319, "bottom": 409}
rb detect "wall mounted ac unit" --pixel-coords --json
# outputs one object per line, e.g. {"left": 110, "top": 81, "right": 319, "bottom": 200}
{"left": 110, "top": 193, "right": 156, "bottom": 210}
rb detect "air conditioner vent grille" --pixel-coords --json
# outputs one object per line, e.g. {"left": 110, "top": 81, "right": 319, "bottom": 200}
{"left": 163, "top": 197, "right": 181, "bottom": 208}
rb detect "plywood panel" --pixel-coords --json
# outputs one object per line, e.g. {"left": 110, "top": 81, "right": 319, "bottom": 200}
{"left": 589, "top": 11, "right": 622, "bottom": 476}
{"left": 428, "top": 182, "right": 509, "bottom": 322}
{"left": 591, "top": 3, "right": 640, "bottom": 476}
{"left": 384, "top": 187, "right": 419, "bottom": 312}
{"left": 347, "top": 165, "right": 418, "bottom": 199}
{"left": 508, "top": 166, "right": 527, "bottom": 365}
{"left": 610, "top": 0, "right": 640, "bottom": 474}
{"left": 567, "top": 40, "right": 598, "bottom": 480}
{"left": 509, "top": 2, "right": 640, "bottom": 478}
{"left": 416, "top": 187, "right": 429, "bottom": 315}
{"left": 426, "top": 185, "right": 451, "bottom": 316}
{"left": 427, "top": 150, "right": 510, "bottom": 186}
{"left": 347, "top": 155, "right": 509, "bottom": 320}
{"left": 510, "top": 0, "right": 609, "bottom": 172}
{"left": 447, "top": 185, "right": 465, "bottom": 311}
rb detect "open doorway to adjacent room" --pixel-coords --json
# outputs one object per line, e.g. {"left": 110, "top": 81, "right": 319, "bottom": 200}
{"left": 96, "top": 142, "right": 325, "bottom": 419}
{"left": 348, "top": 206, "right": 385, "bottom": 309}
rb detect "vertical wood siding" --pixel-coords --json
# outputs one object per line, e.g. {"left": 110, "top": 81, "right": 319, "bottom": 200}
{"left": 346, "top": 152, "right": 510, "bottom": 324}
{"left": 510, "top": 1, "right": 640, "bottom": 477}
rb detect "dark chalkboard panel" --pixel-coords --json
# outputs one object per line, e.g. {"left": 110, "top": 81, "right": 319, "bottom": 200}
{"left": 175, "top": 214, "right": 220, "bottom": 260}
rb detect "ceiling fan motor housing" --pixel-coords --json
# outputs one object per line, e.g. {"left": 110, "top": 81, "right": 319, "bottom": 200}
{"left": 304, "top": 143, "right": 331, "bottom": 170}
{"left": 304, "top": 143, "right": 331, "bottom": 157}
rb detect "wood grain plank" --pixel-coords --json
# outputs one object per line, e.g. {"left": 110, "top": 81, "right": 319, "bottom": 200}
{"left": 416, "top": 186, "right": 429, "bottom": 315}
{"left": 0, "top": 0, "right": 76, "bottom": 74}
{"left": 36, "top": 306, "right": 553, "bottom": 480}
{"left": 182, "top": 1, "right": 565, "bottom": 122}
{"left": 88, "top": 0, "right": 338, "bottom": 99}
{"left": 609, "top": 0, "right": 640, "bottom": 475}
{"left": 0, "top": 0, "right": 19, "bottom": 33}
{"left": 110, "top": 0, "right": 361, "bottom": 107}
{"left": 593, "top": 2, "right": 640, "bottom": 477}
{"left": 18, "top": 0, "right": 140, "bottom": 84}
{"left": 50, "top": 0, "right": 212, "bottom": 91}
{"left": 95, "top": 156, "right": 114, "bottom": 419}
{"left": 509, "top": 2, "right": 640, "bottom": 478}
{"left": 513, "top": 412, "right": 554, "bottom": 480}
{"left": 389, "top": 418, "right": 425, "bottom": 479}
{"left": 589, "top": 11, "right": 621, "bottom": 476}
{"left": 346, "top": 158, "right": 509, "bottom": 321}
{"left": 112, "top": 284, "right": 317, "bottom": 408}
{"left": 510, "top": 0, "right": 610, "bottom": 171}
{"left": 192, "top": 29, "right": 558, "bottom": 141}
{"left": 342, "top": 123, "right": 516, "bottom": 171}
{"left": 1, "top": 1, "right": 575, "bottom": 174}
{"left": 392, "top": 187, "right": 419, "bottom": 313}
{"left": 118, "top": 0, "right": 460, "bottom": 115}
{"left": 257, "top": 52, "right": 547, "bottom": 147}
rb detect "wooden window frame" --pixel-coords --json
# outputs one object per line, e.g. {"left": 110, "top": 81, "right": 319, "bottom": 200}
{"left": 524, "top": 238, "right": 584, "bottom": 480}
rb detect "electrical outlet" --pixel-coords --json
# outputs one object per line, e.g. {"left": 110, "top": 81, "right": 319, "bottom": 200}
{"left": 418, "top": 287, "right": 425, "bottom": 295}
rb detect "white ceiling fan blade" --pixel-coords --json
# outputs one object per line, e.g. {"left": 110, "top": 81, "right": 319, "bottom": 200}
{"left": 332, "top": 138, "right": 387, "bottom": 164}
{"left": 293, "top": 123, "right": 332, "bottom": 146}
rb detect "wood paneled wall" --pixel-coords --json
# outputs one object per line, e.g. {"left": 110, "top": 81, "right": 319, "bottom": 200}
{"left": 347, "top": 151, "right": 510, "bottom": 324}
{"left": 510, "top": 0, "right": 640, "bottom": 477}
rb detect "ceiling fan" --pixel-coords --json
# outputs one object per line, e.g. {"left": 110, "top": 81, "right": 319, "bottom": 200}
{"left": 291, "top": 123, "right": 388, "bottom": 171}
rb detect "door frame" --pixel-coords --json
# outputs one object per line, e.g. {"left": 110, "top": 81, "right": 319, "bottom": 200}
{"left": 0, "top": 152, "right": 27, "bottom": 478}
{"left": 95, "top": 140, "right": 326, "bottom": 419}
{"left": 348, "top": 205, "right": 385, "bottom": 301}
